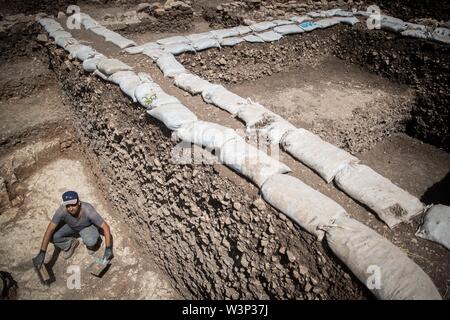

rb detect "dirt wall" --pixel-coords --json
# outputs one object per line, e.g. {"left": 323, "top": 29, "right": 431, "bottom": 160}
{"left": 334, "top": 27, "right": 450, "bottom": 151}
{"left": 43, "top": 41, "right": 370, "bottom": 300}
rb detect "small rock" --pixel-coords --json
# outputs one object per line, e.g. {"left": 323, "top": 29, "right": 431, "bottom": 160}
{"left": 268, "top": 226, "right": 275, "bottom": 234}
{"left": 252, "top": 198, "right": 266, "bottom": 211}
{"left": 137, "top": 3, "right": 151, "bottom": 12}
{"left": 218, "top": 57, "right": 227, "bottom": 65}
{"left": 241, "top": 255, "right": 249, "bottom": 268}
{"left": 299, "top": 264, "right": 309, "bottom": 276}
{"left": 286, "top": 250, "right": 296, "bottom": 262}
{"left": 36, "top": 33, "right": 48, "bottom": 43}
{"left": 233, "top": 201, "right": 242, "bottom": 210}
{"left": 57, "top": 12, "right": 66, "bottom": 19}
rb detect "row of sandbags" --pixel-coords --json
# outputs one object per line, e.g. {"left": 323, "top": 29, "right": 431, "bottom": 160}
{"left": 378, "top": 15, "right": 450, "bottom": 44}
{"left": 38, "top": 18, "right": 442, "bottom": 299}
{"left": 38, "top": 18, "right": 291, "bottom": 189}
{"left": 165, "top": 65, "right": 426, "bottom": 229}
{"left": 71, "top": 13, "right": 136, "bottom": 49}
{"left": 125, "top": 16, "right": 359, "bottom": 57}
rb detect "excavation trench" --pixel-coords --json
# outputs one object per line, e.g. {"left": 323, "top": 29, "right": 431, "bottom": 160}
{"left": 39, "top": 40, "right": 372, "bottom": 299}
{"left": 2, "top": 10, "right": 449, "bottom": 299}
{"left": 31, "top": 15, "right": 450, "bottom": 298}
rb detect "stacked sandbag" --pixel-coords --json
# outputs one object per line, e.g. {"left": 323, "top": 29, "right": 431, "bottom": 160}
{"left": 218, "top": 138, "right": 291, "bottom": 187}
{"left": 261, "top": 174, "right": 347, "bottom": 241}
{"left": 334, "top": 164, "right": 425, "bottom": 228}
{"left": 326, "top": 216, "right": 442, "bottom": 300}
{"left": 282, "top": 129, "right": 359, "bottom": 183}
{"left": 416, "top": 204, "right": 450, "bottom": 250}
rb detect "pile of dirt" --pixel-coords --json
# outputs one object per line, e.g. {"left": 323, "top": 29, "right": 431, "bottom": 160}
{"left": 178, "top": 27, "right": 344, "bottom": 84}
{"left": 103, "top": 1, "right": 194, "bottom": 34}
{"left": 0, "top": 14, "right": 40, "bottom": 62}
{"left": 44, "top": 42, "right": 371, "bottom": 300}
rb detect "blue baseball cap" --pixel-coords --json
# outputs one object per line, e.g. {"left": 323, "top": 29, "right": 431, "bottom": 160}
{"left": 62, "top": 191, "right": 79, "bottom": 206}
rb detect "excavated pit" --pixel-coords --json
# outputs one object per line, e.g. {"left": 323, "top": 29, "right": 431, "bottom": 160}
{"left": 1, "top": 1, "right": 450, "bottom": 300}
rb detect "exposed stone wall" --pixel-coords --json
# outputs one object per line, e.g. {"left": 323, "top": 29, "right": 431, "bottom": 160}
{"left": 44, "top": 43, "right": 370, "bottom": 300}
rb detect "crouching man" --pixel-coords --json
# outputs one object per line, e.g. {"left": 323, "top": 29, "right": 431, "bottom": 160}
{"left": 32, "top": 191, "right": 113, "bottom": 268}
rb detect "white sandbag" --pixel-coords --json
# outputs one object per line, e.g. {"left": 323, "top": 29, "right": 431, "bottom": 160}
{"left": 142, "top": 48, "right": 165, "bottom": 60}
{"left": 235, "top": 26, "right": 252, "bottom": 35}
{"left": 271, "top": 20, "right": 294, "bottom": 26}
{"left": 380, "top": 16, "right": 407, "bottom": 33}
{"left": 243, "top": 34, "right": 265, "bottom": 43}
{"left": 137, "top": 72, "right": 154, "bottom": 83}
{"left": 134, "top": 82, "right": 164, "bottom": 108}
{"left": 307, "top": 11, "right": 323, "bottom": 18}
{"left": 38, "top": 18, "right": 57, "bottom": 28}
{"left": 156, "top": 35, "right": 190, "bottom": 45}
{"left": 334, "top": 164, "right": 425, "bottom": 228}
{"left": 124, "top": 42, "right": 160, "bottom": 54}
{"left": 65, "top": 43, "right": 85, "bottom": 57}
{"left": 220, "top": 37, "right": 245, "bottom": 47}
{"left": 211, "top": 28, "right": 241, "bottom": 39}
{"left": 44, "top": 23, "right": 64, "bottom": 34}
{"left": 175, "top": 121, "right": 240, "bottom": 151}
{"left": 405, "top": 23, "right": 428, "bottom": 31}
{"left": 173, "top": 73, "right": 214, "bottom": 95}
{"left": 325, "top": 9, "right": 354, "bottom": 17}
{"left": 109, "top": 72, "right": 141, "bottom": 102}
{"left": 156, "top": 53, "right": 186, "bottom": 78}
{"left": 261, "top": 174, "right": 346, "bottom": 240}
{"left": 162, "top": 42, "right": 195, "bottom": 55}
{"left": 273, "top": 24, "right": 304, "bottom": 35}
{"left": 250, "top": 21, "right": 276, "bottom": 32}
{"left": 201, "top": 85, "right": 248, "bottom": 115}
{"left": 416, "top": 205, "right": 450, "bottom": 250}
{"left": 236, "top": 102, "right": 274, "bottom": 127}
{"left": 401, "top": 29, "right": 430, "bottom": 40}
{"left": 326, "top": 216, "right": 442, "bottom": 300}
{"left": 299, "top": 21, "right": 321, "bottom": 32}
{"left": 81, "top": 16, "right": 99, "bottom": 30}
{"left": 89, "top": 25, "right": 110, "bottom": 37}
{"left": 258, "top": 117, "right": 296, "bottom": 145}
{"left": 97, "top": 58, "right": 132, "bottom": 76}
{"left": 108, "top": 70, "right": 136, "bottom": 85}
{"left": 335, "top": 17, "right": 360, "bottom": 26}
{"left": 186, "top": 32, "right": 215, "bottom": 42}
{"left": 67, "top": 44, "right": 96, "bottom": 61}
{"left": 56, "top": 36, "right": 77, "bottom": 48}
{"left": 256, "top": 30, "right": 283, "bottom": 42}
{"left": 49, "top": 30, "right": 71, "bottom": 40}
{"left": 219, "top": 139, "right": 291, "bottom": 187}
{"left": 432, "top": 27, "right": 450, "bottom": 44}
{"left": 317, "top": 18, "right": 341, "bottom": 29}
{"left": 83, "top": 54, "right": 107, "bottom": 73}
{"left": 283, "top": 129, "right": 359, "bottom": 183}
{"left": 147, "top": 103, "right": 198, "bottom": 131}
{"left": 191, "top": 38, "right": 220, "bottom": 51}
{"left": 290, "top": 15, "right": 311, "bottom": 24}
{"left": 151, "top": 92, "right": 181, "bottom": 108}
{"left": 105, "top": 33, "right": 136, "bottom": 49}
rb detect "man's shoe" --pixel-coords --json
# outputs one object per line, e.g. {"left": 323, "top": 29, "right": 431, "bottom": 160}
{"left": 63, "top": 239, "right": 79, "bottom": 260}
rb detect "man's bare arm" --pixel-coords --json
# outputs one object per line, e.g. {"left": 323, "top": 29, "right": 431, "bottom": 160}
{"left": 100, "top": 221, "right": 112, "bottom": 248}
{"left": 40, "top": 222, "right": 57, "bottom": 252}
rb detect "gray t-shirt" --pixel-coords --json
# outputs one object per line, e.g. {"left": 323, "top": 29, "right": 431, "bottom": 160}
{"left": 51, "top": 201, "right": 104, "bottom": 232}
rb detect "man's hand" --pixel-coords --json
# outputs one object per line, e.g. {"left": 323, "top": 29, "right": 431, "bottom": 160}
{"left": 102, "top": 246, "right": 113, "bottom": 262}
{"left": 32, "top": 250, "right": 46, "bottom": 268}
